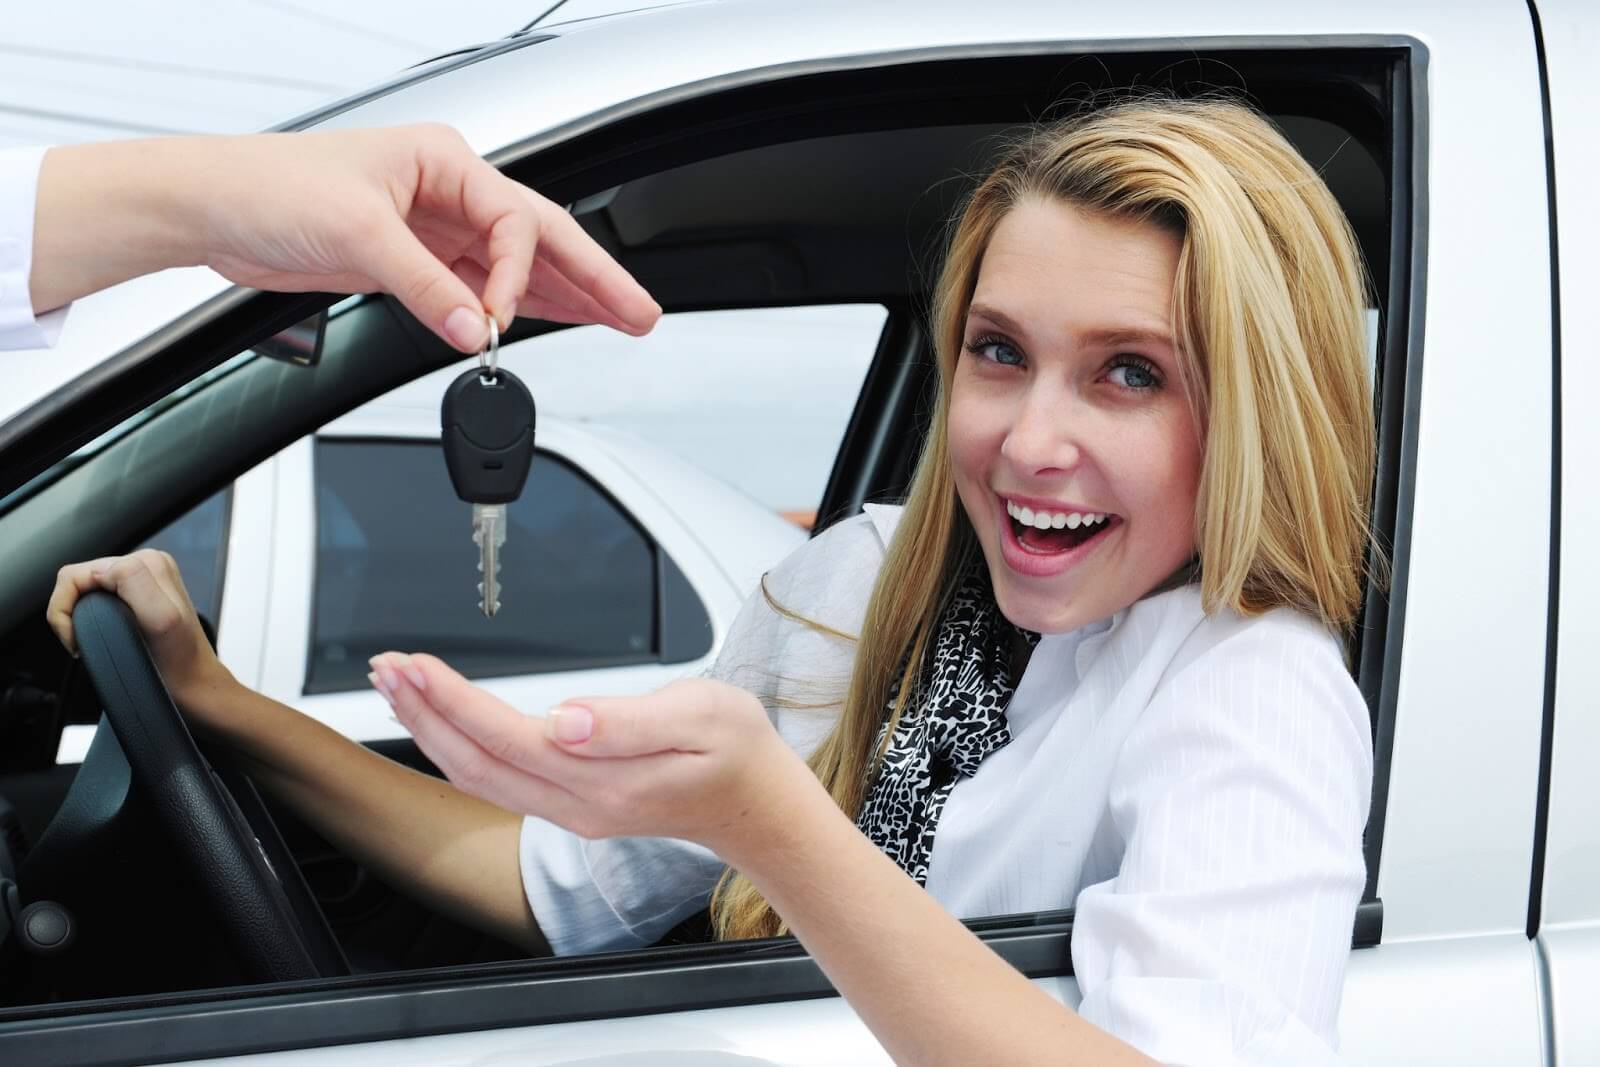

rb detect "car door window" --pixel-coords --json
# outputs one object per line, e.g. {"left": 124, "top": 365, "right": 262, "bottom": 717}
{"left": 307, "top": 440, "right": 657, "bottom": 693}
{"left": 141, "top": 486, "right": 231, "bottom": 628}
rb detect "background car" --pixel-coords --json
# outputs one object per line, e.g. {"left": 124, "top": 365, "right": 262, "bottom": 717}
{"left": 0, "top": 1, "right": 1594, "bottom": 1064}
{"left": 50, "top": 306, "right": 884, "bottom": 761}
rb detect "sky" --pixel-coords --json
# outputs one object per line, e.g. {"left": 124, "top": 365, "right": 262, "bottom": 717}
{"left": 0, "top": 2, "right": 678, "bottom": 147}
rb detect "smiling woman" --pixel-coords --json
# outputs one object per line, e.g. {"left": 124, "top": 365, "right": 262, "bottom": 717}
{"left": 26, "top": 93, "right": 1380, "bottom": 1063}
{"left": 363, "top": 97, "right": 1382, "bottom": 1065}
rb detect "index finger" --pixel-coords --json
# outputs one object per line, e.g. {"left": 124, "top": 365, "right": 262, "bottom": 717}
{"left": 395, "top": 652, "right": 560, "bottom": 772}
{"left": 522, "top": 190, "right": 662, "bottom": 336}
{"left": 46, "top": 557, "right": 119, "bottom": 654}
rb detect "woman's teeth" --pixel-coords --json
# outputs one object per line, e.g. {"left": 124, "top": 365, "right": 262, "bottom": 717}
{"left": 1005, "top": 500, "right": 1110, "bottom": 531}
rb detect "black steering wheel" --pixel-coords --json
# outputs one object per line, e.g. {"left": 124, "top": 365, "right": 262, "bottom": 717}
{"left": 71, "top": 591, "right": 346, "bottom": 983}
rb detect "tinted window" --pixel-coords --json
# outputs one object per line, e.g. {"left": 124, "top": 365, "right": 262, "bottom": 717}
{"left": 142, "top": 487, "right": 231, "bottom": 628}
{"left": 308, "top": 441, "right": 656, "bottom": 693}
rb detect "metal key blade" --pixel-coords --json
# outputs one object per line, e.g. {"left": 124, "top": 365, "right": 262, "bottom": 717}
{"left": 472, "top": 503, "right": 506, "bottom": 617}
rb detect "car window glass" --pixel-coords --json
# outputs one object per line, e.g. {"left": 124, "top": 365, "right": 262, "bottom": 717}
{"left": 141, "top": 486, "right": 231, "bottom": 629}
{"left": 307, "top": 440, "right": 656, "bottom": 693}
{"left": 369, "top": 306, "right": 886, "bottom": 531}
{"left": 513, "top": 305, "right": 885, "bottom": 529}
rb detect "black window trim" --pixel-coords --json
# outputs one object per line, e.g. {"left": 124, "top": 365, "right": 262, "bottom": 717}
{"left": 0, "top": 33, "right": 1427, "bottom": 1065}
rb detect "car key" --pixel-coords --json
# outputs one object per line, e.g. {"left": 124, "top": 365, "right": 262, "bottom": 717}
{"left": 440, "top": 317, "right": 536, "bottom": 617}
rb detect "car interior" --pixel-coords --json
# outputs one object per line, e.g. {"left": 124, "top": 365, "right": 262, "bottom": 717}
{"left": 0, "top": 39, "right": 1415, "bottom": 1061}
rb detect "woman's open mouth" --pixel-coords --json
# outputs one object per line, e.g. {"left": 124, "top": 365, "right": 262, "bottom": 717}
{"left": 998, "top": 497, "right": 1120, "bottom": 576}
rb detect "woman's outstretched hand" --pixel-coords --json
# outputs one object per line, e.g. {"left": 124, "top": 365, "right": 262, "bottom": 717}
{"left": 369, "top": 652, "right": 810, "bottom": 855}
{"left": 30, "top": 125, "right": 662, "bottom": 352}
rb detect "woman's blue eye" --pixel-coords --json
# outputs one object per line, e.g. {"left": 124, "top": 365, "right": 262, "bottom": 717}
{"left": 1107, "top": 357, "right": 1160, "bottom": 390}
{"left": 967, "top": 336, "right": 1023, "bottom": 366}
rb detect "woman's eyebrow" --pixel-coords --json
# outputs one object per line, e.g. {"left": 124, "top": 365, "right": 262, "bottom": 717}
{"left": 965, "top": 303, "right": 1027, "bottom": 336}
{"left": 1079, "top": 327, "right": 1175, "bottom": 350}
{"left": 967, "top": 304, "right": 1173, "bottom": 351}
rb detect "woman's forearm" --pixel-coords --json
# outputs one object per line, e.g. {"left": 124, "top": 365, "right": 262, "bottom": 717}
{"left": 721, "top": 772, "right": 1152, "bottom": 1067}
{"left": 176, "top": 672, "right": 551, "bottom": 955}
{"left": 30, "top": 140, "right": 208, "bottom": 315}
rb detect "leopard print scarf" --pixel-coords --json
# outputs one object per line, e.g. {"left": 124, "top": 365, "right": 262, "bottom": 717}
{"left": 855, "top": 561, "right": 1038, "bottom": 885}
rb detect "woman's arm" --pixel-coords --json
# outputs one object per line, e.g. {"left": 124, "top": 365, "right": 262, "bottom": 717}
{"left": 193, "top": 677, "right": 549, "bottom": 955}
{"left": 722, "top": 765, "right": 1154, "bottom": 1066}
{"left": 28, "top": 127, "right": 660, "bottom": 350}
{"left": 378, "top": 655, "right": 1155, "bottom": 1066}
{"left": 48, "top": 551, "right": 551, "bottom": 955}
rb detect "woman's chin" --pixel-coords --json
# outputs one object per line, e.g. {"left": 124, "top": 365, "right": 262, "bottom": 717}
{"left": 989, "top": 576, "right": 1104, "bottom": 635}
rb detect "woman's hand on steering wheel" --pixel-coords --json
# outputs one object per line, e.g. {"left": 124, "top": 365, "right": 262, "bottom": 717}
{"left": 48, "top": 549, "right": 235, "bottom": 714}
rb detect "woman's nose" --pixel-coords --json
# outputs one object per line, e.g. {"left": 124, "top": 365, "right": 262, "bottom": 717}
{"left": 999, "top": 384, "right": 1083, "bottom": 475}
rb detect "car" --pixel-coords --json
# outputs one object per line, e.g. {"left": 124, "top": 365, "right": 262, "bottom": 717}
{"left": 0, "top": 0, "right": 1594, "bottom": 1063}
{"left": 52, "top": 315, "right": 835, "bottom": 763}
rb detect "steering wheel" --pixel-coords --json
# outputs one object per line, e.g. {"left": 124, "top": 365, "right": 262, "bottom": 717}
{"left": 71, "top": 591, "right": 346, "bottom": 983}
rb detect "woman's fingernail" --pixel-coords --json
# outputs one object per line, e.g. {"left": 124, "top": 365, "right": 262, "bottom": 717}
{"left": 548, "top": 705, "right": 593, "bottom": 744}
{"left": 394, "top": 654, "right": 427, "bottom": 691}
{"left": 368, "top": 656, "right": 401, "bottom": 694}
{"left": 367, "top": 671, "right": 396, "bottom": 707}
{"left": 445, "top": 306, "right": 487, "bottom": 350}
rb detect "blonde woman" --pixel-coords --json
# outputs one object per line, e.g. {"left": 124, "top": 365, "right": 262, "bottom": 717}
{"left": 54, "top": 99, "right": 1376, "bottom": 1064}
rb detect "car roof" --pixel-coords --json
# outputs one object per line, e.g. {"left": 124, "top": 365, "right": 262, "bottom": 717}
{"left": 2, "top": 0, "right": 1476, "bottom": 434}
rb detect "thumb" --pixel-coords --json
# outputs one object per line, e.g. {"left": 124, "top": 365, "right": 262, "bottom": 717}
{"left": 548, "top": 679, "right": 732, "bottom": 757}
{"left": 361, "top": 216, "right": 490, "bottom": 352}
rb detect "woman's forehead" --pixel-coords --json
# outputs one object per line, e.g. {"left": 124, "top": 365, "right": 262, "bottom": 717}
{"left": 969, "top": 200, "right": 1180, "bottom": 345}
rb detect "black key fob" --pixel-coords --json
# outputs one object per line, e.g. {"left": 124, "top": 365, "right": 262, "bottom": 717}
{"left": 440, "top": 367, "right": 537, "bottom": 505}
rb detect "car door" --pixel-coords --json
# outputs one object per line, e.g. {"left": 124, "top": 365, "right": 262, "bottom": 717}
{"left": 1529, "top": 0, "right": 1600, "bottom": 1063}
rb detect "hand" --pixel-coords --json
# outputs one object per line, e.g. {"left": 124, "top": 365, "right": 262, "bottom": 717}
{"left": 31, "top": 125, "right": 662, "bottom": 352}
{"left": 47, "top": 550, "right": 233, "bottom": 711}
{"left": 369, "top": 652, "right": 809, "bottom": 854}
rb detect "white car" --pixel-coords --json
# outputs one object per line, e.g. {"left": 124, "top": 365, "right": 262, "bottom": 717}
{"left": 54, "top": 347, "right": 810, "bottom": 762}
{"left": 0, "top": 1, "right": 1594, "bottom": 1064}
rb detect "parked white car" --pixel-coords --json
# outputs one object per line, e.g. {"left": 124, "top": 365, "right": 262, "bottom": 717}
{"left": 46, "top": 381, "right": 809, "bottom": 763}
{"left": 0, "top": 1, "right": 1595, "bottom": 1064}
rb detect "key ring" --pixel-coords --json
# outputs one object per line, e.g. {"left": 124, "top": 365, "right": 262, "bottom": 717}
{"left": 477, "top": 313, "right": 500, "bottom": 384}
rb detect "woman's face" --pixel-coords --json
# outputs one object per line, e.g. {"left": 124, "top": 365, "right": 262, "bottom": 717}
{"left": 948, "top": 198, "right": 1202, "bottom": 634}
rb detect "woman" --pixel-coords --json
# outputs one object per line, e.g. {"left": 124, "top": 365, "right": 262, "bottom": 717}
{"left": 52, "top": 98, "right": 1376, "bottom": 1064}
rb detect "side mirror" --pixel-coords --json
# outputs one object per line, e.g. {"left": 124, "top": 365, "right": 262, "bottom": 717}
{"left": 256, "top": 310, "right": 327, "bottom": 367}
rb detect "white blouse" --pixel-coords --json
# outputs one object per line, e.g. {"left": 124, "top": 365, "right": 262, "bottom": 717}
{"left": 520, "top": 505, "right": 1372, "bottom": 1065}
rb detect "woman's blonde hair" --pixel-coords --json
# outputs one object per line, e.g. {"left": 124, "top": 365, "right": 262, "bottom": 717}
{"left": 712, "top": 97, "right": 1377, "bottom": 940}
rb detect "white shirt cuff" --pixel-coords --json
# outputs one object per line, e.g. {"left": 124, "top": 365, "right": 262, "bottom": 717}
{"left": 519, "top": 815, "right": 719, "bottom": 957}
{"left": 0, "top": 145, "right": 70, "bottom": 350}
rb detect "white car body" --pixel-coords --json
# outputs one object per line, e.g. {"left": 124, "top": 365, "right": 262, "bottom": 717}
{"left": 52, "top": 399, "right": 805, "bottom": 763}
{"left": 1, "top": 1, "right": 1595, "bottom": 1064}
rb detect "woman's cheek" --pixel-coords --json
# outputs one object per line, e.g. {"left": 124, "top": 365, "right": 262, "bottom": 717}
{"left": 944, "top": 389, "right": 986, "bottom": 486}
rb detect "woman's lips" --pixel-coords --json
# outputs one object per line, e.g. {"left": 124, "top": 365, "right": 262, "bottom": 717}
{"left": 996, "top": 502, "right": 1120, "bottom": 578}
